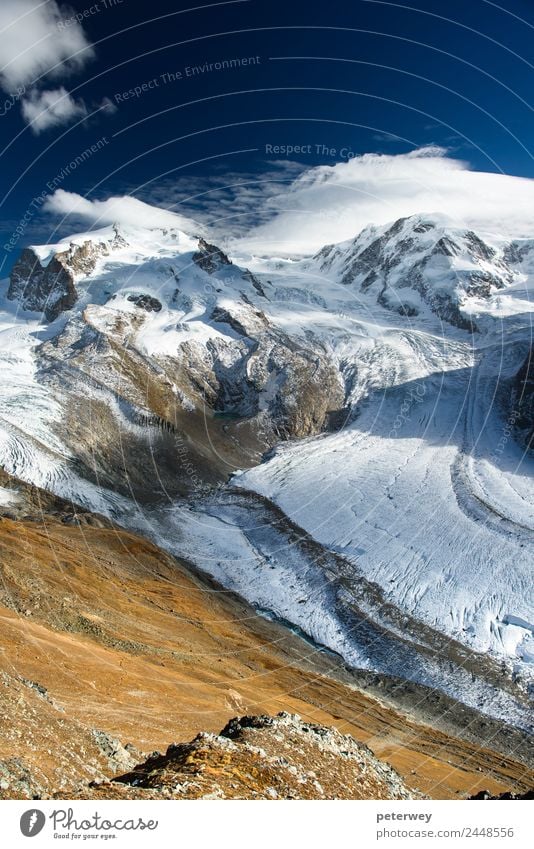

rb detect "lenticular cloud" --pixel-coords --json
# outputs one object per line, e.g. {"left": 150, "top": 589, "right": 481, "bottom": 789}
{"left": 44, "top": 189, "right": 203, "bottom": 236}
{"left": 237, "top": 147, "right": 534, "bottom": 255}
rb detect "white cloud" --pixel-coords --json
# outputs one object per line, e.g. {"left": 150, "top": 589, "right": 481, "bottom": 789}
{"left": 236, "top": 147, "right": 534, "bottom": 255}
{"left": 0, "top": 0, "right": 104, "bottom": 132}
{"left": 0, "top": 0, "right": 93, "bottom": 91}
{"left": 41, "top": 149, "right": 534, "bottom": 256}
{"left": 44, "top": 190, "right": 204, "bottom": 235}
{"left": 21, "top": 86, "right": 87, "bottom": 133}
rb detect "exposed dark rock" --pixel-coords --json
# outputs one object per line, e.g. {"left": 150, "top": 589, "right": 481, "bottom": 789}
{"left": 511, "top": 347, "right": 534, "bottom": 449}
{"left": 241, "top": 268, "right": 267, "bottom": 297}
{"left": 465, "top": 231, "right": 497, "bottom": 262}
{"left": 413, "top": 221, "right": 435, "bottom": 234}
{"left": 8, "top": 233, "right": 126, "bottom": 321}
{"left": 8, "top": 248, "right": 78, "bottom": 321}
{"left": 211, "top": 304, "right": 268, "bottom": 338}
{"left": 470, "top": 788, "right": 534, "bottom": 800}
{"left": 503, "top": 241, "right": 532, "bottom": 264}
{"left": 193, "top": 238, "right": 232, "bottom": 274}
{"left": 126, "top": 293, "right": 162, "bottom": 312}
{"left": 181, "top": 301, "right": 345, "bottom": 437}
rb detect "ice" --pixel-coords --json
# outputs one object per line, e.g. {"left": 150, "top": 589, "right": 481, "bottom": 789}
{"left": 0, "top": 485, "right": 20, "bottom": 506}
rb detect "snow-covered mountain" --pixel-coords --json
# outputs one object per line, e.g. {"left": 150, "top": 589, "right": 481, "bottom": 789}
{"left": 1, "top": 211, "right": 532, "bottom": 728}
{"left": 312, "top": 213, "right": 534, "bottom": 330}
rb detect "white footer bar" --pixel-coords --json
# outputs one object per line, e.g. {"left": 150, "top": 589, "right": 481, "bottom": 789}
{"left": 2, "top": 798, "right": 532, "bottom": 848}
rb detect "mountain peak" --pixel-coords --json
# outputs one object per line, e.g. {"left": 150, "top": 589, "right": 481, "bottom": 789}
{"left": 311, "top": 213, "right": 522, "bottom": 328}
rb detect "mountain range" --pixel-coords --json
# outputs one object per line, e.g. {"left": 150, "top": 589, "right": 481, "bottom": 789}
{"left": 0, "top": 206, "right": 532, "bottom": 797}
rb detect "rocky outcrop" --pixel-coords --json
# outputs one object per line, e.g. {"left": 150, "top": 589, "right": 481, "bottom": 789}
{"left": 0, "top": 668, "right": 139, "bottom": 799}
{"left": 66, "top": 713, "right": 420, "bottom": 800}
{"left": 178, "top": 299, "right": 345, "bottom": 438}
{"left": 193, "top": 237, "right": 232, "bottom": 274}
{"left": 127, "top": 293, "right": 162, "bottom": 312}
{"left": 8, "top": 248, "right": 78, "bottom": 321}
{"left": 193, "top": 238, "right": 266, "bottom": 296}
{"left": 8, "top": 230, "right": 126, "bottom": 321}
{"left": 470, "top": 789, "right": 534, "bottom": 800}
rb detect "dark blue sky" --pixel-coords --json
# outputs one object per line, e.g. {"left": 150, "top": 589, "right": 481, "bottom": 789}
{"left": 1, "top": 0, "right": 533, "bottom": 270}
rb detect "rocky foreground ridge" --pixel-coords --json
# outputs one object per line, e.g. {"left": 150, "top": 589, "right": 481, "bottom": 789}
{"left": 61, "top": 713, "right": 418, "bottom": 801}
